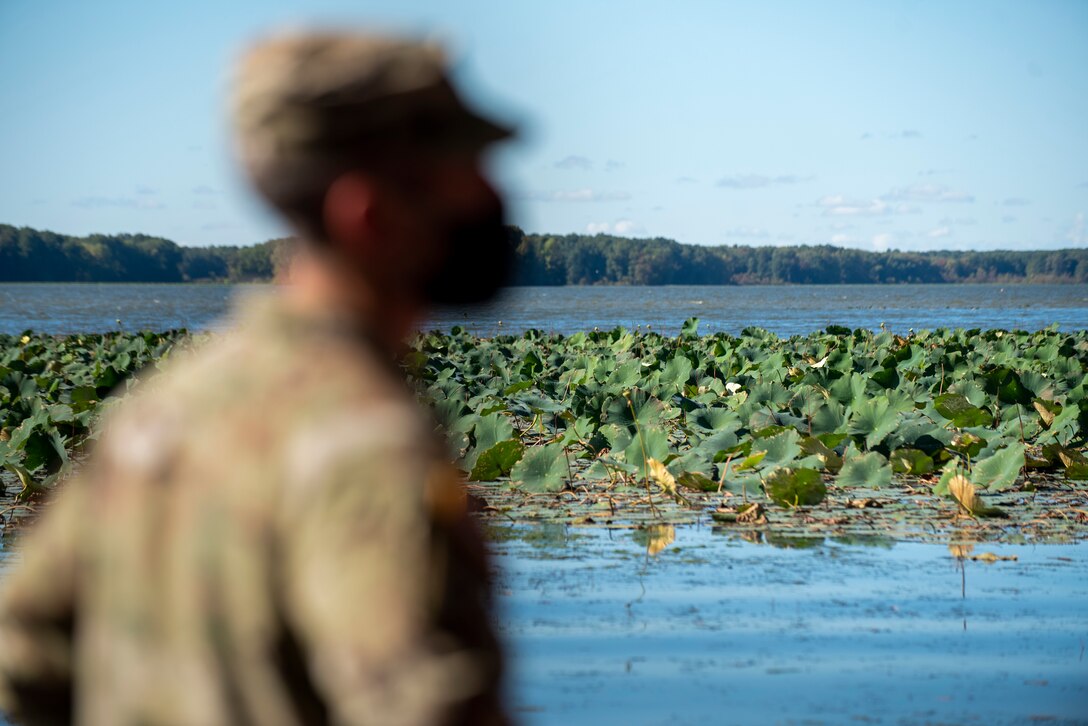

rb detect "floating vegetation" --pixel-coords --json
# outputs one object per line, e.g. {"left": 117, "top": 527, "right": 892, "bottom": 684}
{"left": 0, "top": 329, "right": 192, "bottom": 500}
{"left": 1, "top": 320, "right": 1086, "bottom": 542}
{"left": 408, "top": 319, "right": 1087, "bottom": 542}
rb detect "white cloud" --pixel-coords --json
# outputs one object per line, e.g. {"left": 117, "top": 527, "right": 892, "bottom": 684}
{"left": 1000, "top": 197, "right": 1030, "bottom": 207}
{"left": 554, "top": 155, "right": 592, "bottom": 171}
{"left": 816, "top": 195, "right": 918, "bottom": 217}
{"left": 517, "top": 189, "right": 631, "bottom": 203}
{"left": 871, "top": 233, "right": 893, "bottom": 251}
{"left": 882, "top": 184, "right": 974, "bottom": 203}
{"left": 717, "top": 173, "right": 812, "bottom": 189}
{"left": 939, "top": 216, "right": 977, "bottom": 226}
{"left": 926, "top": 227, "right": 951, "bottom": 238}
{"left": 830, "top": 233, "right": 856, "bottom": 245}
{"left": 1065, "top": 212, "right": 1085, "bottom": 245}
{"left": 587, "top": 219, "right": 644, "bottom": 235}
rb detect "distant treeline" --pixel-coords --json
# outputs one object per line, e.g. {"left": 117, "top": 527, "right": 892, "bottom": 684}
{"left": 0, "top": 224, "right": 288, "bottom": 283}
{"left": 2, "top": 223, "right": 1086, "bottom": 285}
{"left": 517, "top": 233, "right": 1088, "bottom": 285}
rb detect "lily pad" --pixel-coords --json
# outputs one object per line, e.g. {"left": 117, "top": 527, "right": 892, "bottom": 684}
{"left": 969, "top": 443, "right": 1025, "bottom": 491}
{"left": 510, "top": 443, "right": 569, "bottom": 493}
{"left": 765, "top": 467, "right": 826, "bottom": 507}
{"left": 934, "top": 393, "right": 993, "bottom": 428}
{"left": 469, "top": 439, "right": 525, "bottom": 481}
{"left": 836, "top": 452, "right": 892, "bottom": 488}
{"left": 890, "top": 448, "right": 935, "bottom": 476}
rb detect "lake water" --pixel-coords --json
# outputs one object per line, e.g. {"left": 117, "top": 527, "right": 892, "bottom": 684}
{"left": 1, "top": 282, "right": 1086, "bottom": 337}
{"left": 1, "top": 524, "right": 1086, "bottom": 724}
{"left": 491, "top": 525, "right": 1088, "bottom": 724}
{"left": 2, "top": 283, "right": 1087, "bottom": 724}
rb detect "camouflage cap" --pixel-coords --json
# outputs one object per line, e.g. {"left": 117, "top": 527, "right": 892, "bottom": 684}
{"left": 231, "top": 30, "right": 513, "bottom": 203}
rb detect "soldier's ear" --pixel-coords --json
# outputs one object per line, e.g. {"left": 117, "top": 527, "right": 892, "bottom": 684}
{"left": 323, "top": 171, "right": 382, "bottom": 258}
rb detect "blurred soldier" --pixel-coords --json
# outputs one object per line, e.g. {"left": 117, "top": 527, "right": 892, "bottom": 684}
{"left": 0, "top": 30, "right": 514, "bottom": 725}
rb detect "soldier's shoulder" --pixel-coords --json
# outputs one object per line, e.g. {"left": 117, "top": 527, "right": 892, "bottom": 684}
{"left": 96, "top": 294, "right": 425, "bottom": 468}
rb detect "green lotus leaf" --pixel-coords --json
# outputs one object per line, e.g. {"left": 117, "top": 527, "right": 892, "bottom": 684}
{"left": 969, "top": 443, "right": 1024, "bottom": 491}
{"left": 733, "top": 450, "right": 766, "bottom": 472}
{"left": 828, "top": 372, "right": 867, "bottom": 409}
{"left": 836, "top": 452, "right": 892, "bottom": 488}
{"left": 520, "top": 350, "right": 544, "bottom": 377}
{"left": 687, "top": 406, "right": 740, "bottom": 432}
{"left": 598, "top": 423, "right": 633, "bottom": 453}
{"left": 799, "top": 435, "right": 843, "bottom": 473}
{"left": 676, "top": 470, "right": 718, "bottom": 492}
{"left": 984, "top": 366, "right": 1033, "bottom": 405}
{"left": 606, "top": 359, "right": 643, "bottom": 387}
{"left": 502, "top": 380, "right": 534, "bottom": 396}
{"left": 473, "top": 412, "right": 515, "bottom": 452}
{"left": 657, "top": 355, "right": 693, "bottom": 392}
{"left": 765, "top": 467, "right": 826, "bottom": 507}
{"left": 604, "top": 388, "right": 670, "bottom": 430}
{"left": 68, "top": 385, "right": 99, "bottom": 412}
{"left": 694, "top": 430, "right": 740, "bottom": 460}
{"left": 816, "top": 431, "right": 848, "bottom": 449}
{"left": 680, "top": 317, "right": 700, "bottom": 339}
{"left": 515, "top": 393, "right": 566, "bottom": 415}
{"left": 623, "top": 426, "right": 671, "bottom": 478}
{"left": 752, "top": 429, "right": 801, "bottom": 467}
{"left": 934, "top": 393, "right": 993, "bottom": 428}
{"left": 751, "top": 423, "right": 790, "bottom": 439}
{"left": 469, "top": 439, "right": 525, "bottom": 482}
{"left": 510, "top": 443, "right": 569, "bottom": 493}
{"left": 949, "top": 431, "right": 987, "bottom": 458}
{"left": 871, "top": 366, "right": 899, "bottom": 390}
{"left": 847, "top": 397, "right": 900, "bottom": 449}
{"left": 889, "top": 448, "right": 935, "bottom": 475}
{"left": 1039, "top": 402, "right": 1080, "bottom": 446}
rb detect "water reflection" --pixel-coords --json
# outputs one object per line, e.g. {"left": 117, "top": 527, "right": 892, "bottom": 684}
{"left": 491, "top": 524, "right": 1088, "bottom": 724}
{"left": 631, "top": 524, "right": 676, "bottom": 556}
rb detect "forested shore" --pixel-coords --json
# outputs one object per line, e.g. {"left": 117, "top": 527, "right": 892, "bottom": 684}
{"left": 2, "top": 223, "right": 1085, "bottom": 284}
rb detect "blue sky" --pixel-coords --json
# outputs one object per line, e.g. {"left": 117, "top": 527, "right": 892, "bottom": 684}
{"left": 1, "top": 0, "right": 1086, "bottom": 251}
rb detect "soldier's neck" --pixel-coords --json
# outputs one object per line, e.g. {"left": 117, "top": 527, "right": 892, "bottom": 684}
{"left": 280, "top": 247, "right": 421, "bottom": 357}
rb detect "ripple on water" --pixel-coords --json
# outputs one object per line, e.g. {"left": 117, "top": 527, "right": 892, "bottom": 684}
{"left": 490, "top": 524, "right": 1088, "bottom": 724}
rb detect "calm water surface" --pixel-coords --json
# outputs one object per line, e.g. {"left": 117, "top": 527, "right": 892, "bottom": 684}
{"left": 2, "top": 525, "right": 1086, "bottom": 724}
{"left": 491, "top": 525, "right": 1088, "bottom": 725}
{"left": 1, "top": 282, "right": 1086, "bottom": 336}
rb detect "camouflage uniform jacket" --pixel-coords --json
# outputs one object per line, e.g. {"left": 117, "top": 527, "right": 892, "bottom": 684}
{"left": 0, "top": 292, "right": 507, "bottom": 726}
